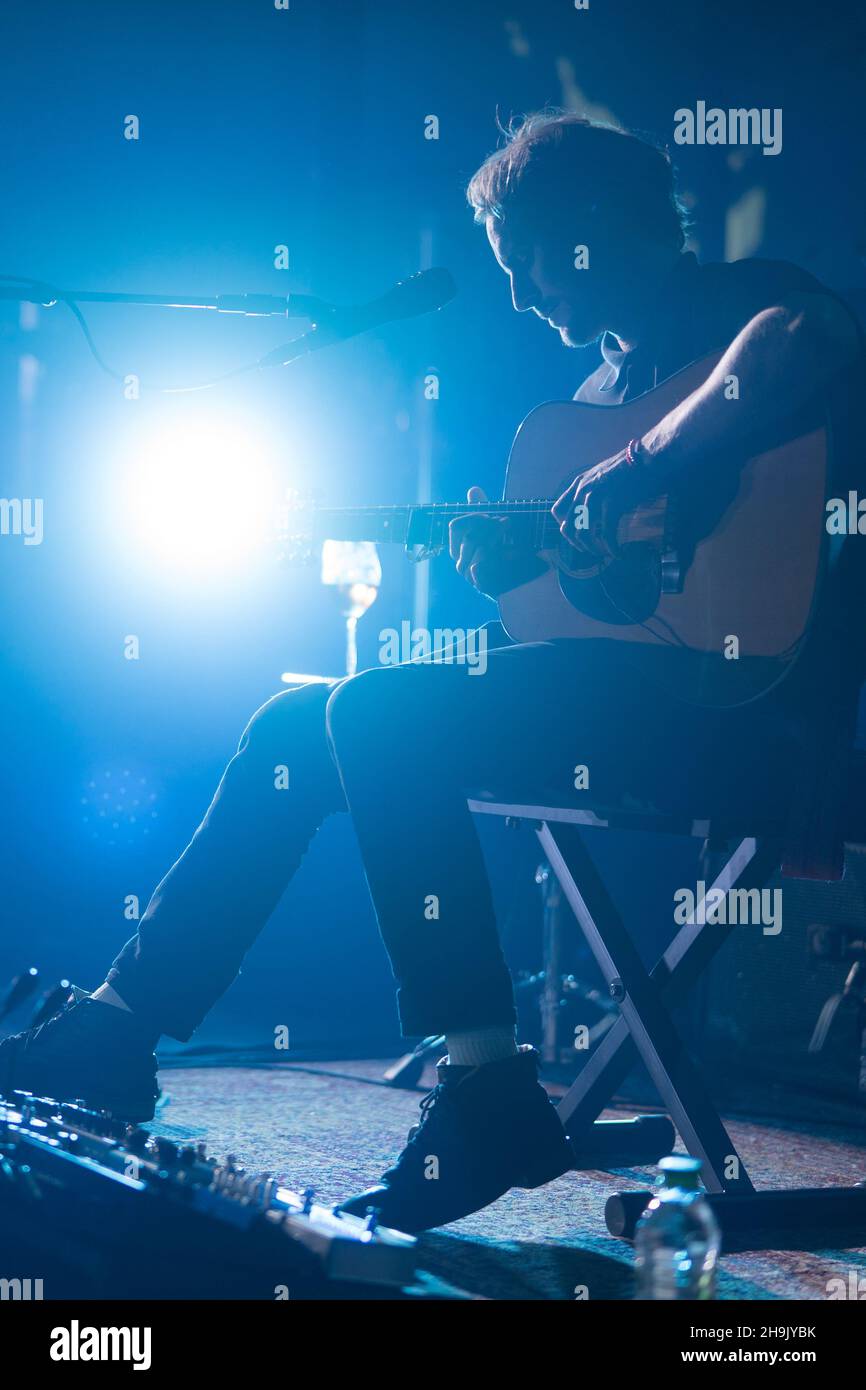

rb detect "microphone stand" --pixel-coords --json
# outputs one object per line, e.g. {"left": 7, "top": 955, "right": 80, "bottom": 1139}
{"left": 0, "top": 280, "right": 328, "bottom": 318}
{"left": 0, "top": 278, "right": 375, "bottom": 370}
{"left": 1, "top": 266, "right": 456, "bottom": 380}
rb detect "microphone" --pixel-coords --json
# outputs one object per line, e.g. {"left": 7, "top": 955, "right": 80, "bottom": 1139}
{"left": 258, "top": 267, "right": 456, "bottom": 368}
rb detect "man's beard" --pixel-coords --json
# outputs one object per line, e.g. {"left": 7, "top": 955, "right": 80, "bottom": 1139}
{"left": 558, "top": 322, "right": 598, "bottom": 349}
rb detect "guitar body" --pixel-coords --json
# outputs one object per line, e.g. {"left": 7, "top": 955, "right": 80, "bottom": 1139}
{"left": 291, "top": 352, "right": 831, "bottom": 707}
{"left": 498, "top": 353, "right": 828, "bottom": 702}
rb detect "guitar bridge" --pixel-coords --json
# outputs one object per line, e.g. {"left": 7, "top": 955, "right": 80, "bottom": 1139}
{"left": 660, "top": 547, "right": 683, "bottom": 594}
{"left": 659, "top": 491, "right": 683, "bottom": 594}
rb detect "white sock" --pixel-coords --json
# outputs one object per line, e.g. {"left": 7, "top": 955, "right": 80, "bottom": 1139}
{"left": 445, "top": 1025, "right": 519, "bottom": 1067}
{"left": 90, "top": 982, "right": 133, "bottom": 1013}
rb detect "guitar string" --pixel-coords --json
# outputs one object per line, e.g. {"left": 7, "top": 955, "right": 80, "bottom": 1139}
{"left": 305, "top": 500, "right": 807, "bottom": 709}
{"left": 312, "top": 500, "right": 687, "bottom": 644}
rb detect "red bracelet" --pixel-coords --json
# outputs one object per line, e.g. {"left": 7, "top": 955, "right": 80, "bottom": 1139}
{"left": 625, "top": 437, "right": 643, "bottom": 467}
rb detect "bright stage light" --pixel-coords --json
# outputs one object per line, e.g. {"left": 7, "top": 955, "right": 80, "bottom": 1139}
{"left": 123, "top": 418, "right": 279, "bottom": 578}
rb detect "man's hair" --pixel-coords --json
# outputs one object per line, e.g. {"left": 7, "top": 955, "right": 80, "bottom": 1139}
{"left": 466, "top": 110, "right": 688, "bottom": 249}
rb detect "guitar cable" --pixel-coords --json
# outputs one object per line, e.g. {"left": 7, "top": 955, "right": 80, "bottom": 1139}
{"left": 596, "top": 558, "right": 688, "bottom": 649}
{"left": 596, "top": 557, "right": 806, "bottom": 710}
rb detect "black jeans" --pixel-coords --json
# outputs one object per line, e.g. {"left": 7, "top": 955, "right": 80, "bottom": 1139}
{"left": 108, "top": 633, "right": 796, "bottom": 1041}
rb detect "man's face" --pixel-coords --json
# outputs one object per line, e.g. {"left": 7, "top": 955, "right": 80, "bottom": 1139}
{"left": 486, "top": 212, "right": 621, "bottom": 348}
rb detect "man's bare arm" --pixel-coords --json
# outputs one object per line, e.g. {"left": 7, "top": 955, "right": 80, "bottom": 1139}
{"left": 553, "top": 293, "right": 862, "bottom": 555}
{"left": 640, "top": 292, "right": 862, "bottom": 473}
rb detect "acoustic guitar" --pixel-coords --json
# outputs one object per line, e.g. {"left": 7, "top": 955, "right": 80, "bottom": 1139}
{"left": 289, "top": 353, "right": 829, "bottom": 706}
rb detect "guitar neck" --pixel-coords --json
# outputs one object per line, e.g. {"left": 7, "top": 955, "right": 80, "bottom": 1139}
{"left": 310, "top": 500, "right": 560, "bottom": 552}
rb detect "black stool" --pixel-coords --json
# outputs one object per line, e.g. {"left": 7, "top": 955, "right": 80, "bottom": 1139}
{"left": 467, "top": 762, "right": 866, "bottom": 1250}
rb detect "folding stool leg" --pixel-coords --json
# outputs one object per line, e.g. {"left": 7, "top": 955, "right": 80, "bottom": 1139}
{"left": 538, "top": 821, "right": 763, "bottom": 1192}
{"left": 555, "top": 834, "right": 782, "bottom": 1136}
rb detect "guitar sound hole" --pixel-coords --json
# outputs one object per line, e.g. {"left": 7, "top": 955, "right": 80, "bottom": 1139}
{"left": 558, "top": 541, "right": 662, "bottom": 625}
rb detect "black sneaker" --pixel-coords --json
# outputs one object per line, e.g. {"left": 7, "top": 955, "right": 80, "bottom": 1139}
{"left": 338, "top": 1045, "right": 573, "bottom": 1233}
{"left": 0, "top": 995, "right": 159, "bottom": 1122}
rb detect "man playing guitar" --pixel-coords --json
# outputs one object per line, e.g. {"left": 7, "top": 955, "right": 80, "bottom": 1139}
{"left": 2, "top": 113, "right": 863, "bottom": 1232}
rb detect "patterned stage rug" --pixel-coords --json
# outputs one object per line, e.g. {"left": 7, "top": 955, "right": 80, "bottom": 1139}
{"left": 148, "top": 1058, "right": 866, "bottom": 1301}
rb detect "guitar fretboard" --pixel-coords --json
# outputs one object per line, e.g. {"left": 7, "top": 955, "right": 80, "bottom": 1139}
{"left": 308, "top": 499, "right": 562, "bottom": 552}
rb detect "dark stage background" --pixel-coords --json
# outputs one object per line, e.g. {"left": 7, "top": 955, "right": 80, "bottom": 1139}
{"left": 1, "top": 0, "right": 864, "bottom": 1053}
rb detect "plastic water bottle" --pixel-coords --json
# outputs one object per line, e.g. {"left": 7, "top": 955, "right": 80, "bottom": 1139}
{"left": 634, "top": 1155, "right": 721, "bottom": 1299}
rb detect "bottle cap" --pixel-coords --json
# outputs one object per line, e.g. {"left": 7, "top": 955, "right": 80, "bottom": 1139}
{"left": 658, "top": 1155, "right": 703, "bottom": 1190}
